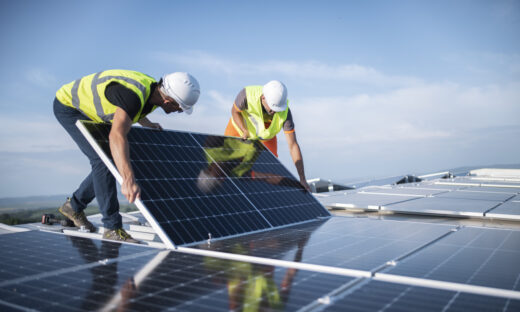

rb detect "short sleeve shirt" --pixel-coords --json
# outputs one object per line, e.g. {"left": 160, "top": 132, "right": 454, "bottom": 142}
{"left": 234, "top": 88, "right": 294, "bottom": 132}
{"left": 104, "top": 82, "right": 157, "bottom": 121}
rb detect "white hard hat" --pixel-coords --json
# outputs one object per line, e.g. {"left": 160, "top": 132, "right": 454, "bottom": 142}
{"left": 161, "top": 72, "right": 200, "bottom": 115}
{"left": 262, "top": 80, "right": 287, "bottom": 112}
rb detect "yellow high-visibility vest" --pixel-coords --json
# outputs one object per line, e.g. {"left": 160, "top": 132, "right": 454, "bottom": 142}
{"left": 56, "top": 69, "right": 157, "bottom": 123}
{"left": 231, "top": 86, "right": 289, "bottom": 140}
{"left": 204, "top": 138, "right": 260, "bottom": 177}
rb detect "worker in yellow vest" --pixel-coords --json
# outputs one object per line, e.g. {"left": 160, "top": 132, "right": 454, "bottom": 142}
{"left": 224, "top": 81, "right": 310, "bottom": 191}
{"left": 54, "top": 70, "right": 200, "bottom": 242}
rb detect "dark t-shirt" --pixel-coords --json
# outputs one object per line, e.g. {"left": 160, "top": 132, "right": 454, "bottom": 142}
{"left": 234, "top": 88, "right": 294, "bottom": 132}
{"left": 104, "top": 82, "right": 157, "bottom": 121}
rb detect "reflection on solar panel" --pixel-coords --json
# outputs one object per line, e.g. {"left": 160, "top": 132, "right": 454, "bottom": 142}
{"left": 195, "top": 217, "right": 456, "bottom": 271}
{"left": 77, "top": 121, "right": 329, "bottom": 247}
{"left": 0, "top": 231, "right": 354, "bottom": 311}
{"left": 2, "top": 219, "right": 520, "bottom": 311}
{"left": 0, "top": 231, "right": 155, "bottom": 283}
{"left": 3, "top": 120, "right": 518, "bottom": 310}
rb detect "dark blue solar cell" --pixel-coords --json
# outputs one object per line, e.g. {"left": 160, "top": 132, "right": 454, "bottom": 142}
{"left": 78, "top": 121, "right": 329, "bottom": 246}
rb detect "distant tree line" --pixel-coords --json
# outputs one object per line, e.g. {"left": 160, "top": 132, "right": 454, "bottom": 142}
{"left": 0, "top": 204, "right": 137, "bottom": 226}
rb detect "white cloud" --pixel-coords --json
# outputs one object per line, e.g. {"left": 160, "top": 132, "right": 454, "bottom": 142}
{"left": 291, "top": 81, "right": 520, "bottom": 151}
{"left": 0, "top": 115, "right": 76, "bottom": 153}
{"left": 25, "top": 68, "right": 57, "bottom": 88}
{"left": 2, "top": 55, "right": 519, "bottom": 196}
{"left": 207, "top": 90, "right": 233, "bottom": 111}
{"left": 153, "top": 51, "right": 420, "bottom": 87}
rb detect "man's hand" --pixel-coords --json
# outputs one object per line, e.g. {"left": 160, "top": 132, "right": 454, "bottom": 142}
{"left": 147, "top": 122, "right": 163, "bottom": 130}
{"left": 138, "top": 117, "right": 163, "bottom": 130}
{"left": 241, "top": 129, "right": 249, "bottom": 141}
{"left": 111, "top": 108, "right": 141, "bottom": 203}
{"left": 299, "top": 178, "right": 311, "bottom": 192}
{"left": 122, "top": 178, "right": 141, "bottom": 203}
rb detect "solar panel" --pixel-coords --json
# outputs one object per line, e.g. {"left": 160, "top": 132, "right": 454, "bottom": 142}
{"left": 435, "top": 178, "right": 520, "bottom": 189}
{"left": 383, "top": 227, "right": 520, "bottom": 290}
{"left": 322, "top": 280, "right": 520, "bottom": 312}
{"left": 487, "top": 198, "right": 520, "bottom": 220}
{"left": 319, "top": 192, "right": 422, "bottom": 210}
{"left": 2, "top": 221, "right": 520, "bottom": 311}
{"left": 77, "top": 121, "right": 330, "bottom": 247}
{"left": 359, "top": 185, "right": 449, "bottom": 196}
{"left": 0, "top": 231, "right": 155, "bottom": 284}
{"left": 194, "top": 216, "right": 456, "bottom": 272}
{"left": 0, "top": 232, "right": 354, "bottom": 312}
{"left": 383, "top": 196, "right": 502, "bottom": 217}
{"left": 435, "top": 189, "right": 516, "bottom": 202}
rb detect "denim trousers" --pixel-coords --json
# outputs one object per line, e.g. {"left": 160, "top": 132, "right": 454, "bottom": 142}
{"left": 53, "top": 98, "right": 122, "bottom": 229}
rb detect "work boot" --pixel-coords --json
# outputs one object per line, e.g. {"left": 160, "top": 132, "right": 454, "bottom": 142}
{"left": 103, "top": 228, "right": 139, "bottom": 243}
{"left": 58, "top": 198, "right": 96, "bottom": 233}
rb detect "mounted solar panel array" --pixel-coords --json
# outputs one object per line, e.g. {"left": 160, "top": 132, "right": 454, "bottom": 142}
{"left": 319, "top": 177, "right": 520, "bottom": 220}
{"left": 2, "top": 218, "right": 520, "bottom": 311}
{"left": 77, "top": 121, "right": 329, "bottom": 247}
{"left": 0, "top": 231, "right": 353, "bottom": 311}
{"left": 195, "top": 216, "right": 457, "bottom": 272}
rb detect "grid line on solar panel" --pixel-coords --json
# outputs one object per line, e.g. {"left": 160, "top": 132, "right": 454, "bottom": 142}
{"left": 78, "top": 121, "right": 329, "bottom": 246}
{"left": 1, "top": 239, "right": 354, "bottom": 312}
{"left": 195, "top": 217, "right": 459, "bottom": 275}
{"left": 164, "top": 136, "right": 273, "bottom": 227}
{"left": 384, "top": 227, "right": 520, "bottom": 291}
{"left": 323, "top": 280, "right": 520, "bottom": 312}
{"left": 0, "top": 231, "right": 154, "bottom": 285}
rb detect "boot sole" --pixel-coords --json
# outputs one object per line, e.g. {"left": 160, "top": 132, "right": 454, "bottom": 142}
{"left": 58, "top": 207, "right": 96, "bottom": 233}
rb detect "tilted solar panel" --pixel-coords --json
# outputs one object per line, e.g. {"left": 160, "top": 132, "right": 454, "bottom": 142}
{"left": 77, "top": 121, "right": 330, "bottom": 247}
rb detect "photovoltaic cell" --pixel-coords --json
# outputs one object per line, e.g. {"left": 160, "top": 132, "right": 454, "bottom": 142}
{"left": 318, "top": 192, "right": 421, "bottom": 210}
{"left": 191, "top": 133, "right": 327, "bottom": 226}
{"left": 384, "top": 227, "right": 520, "bottom": 290}
{"left": 383, "top": 196, "right": 502, "bottom": 217}
{"left": 487, "top": 200, "right": 520, "bottom": 220}
{"left": 435, "top": 189, "right": 516, "bottom": 202}
{"left": 0, "top": 232, "right": 353, "bottom": 312}
{"left": 0, "top": 231, "right": 153, "bottom": 283}
{"left": 195, "top": 216, "right": 456, "bottom": 271}
{"left": 77, "top": 121, "right": 329, "bottom": 247}
{"left": 323, "top": 280, "right": 520, "bottom": 312}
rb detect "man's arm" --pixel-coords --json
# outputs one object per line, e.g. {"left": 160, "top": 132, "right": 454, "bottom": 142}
{"left": 138, "top": 116, "right": 162, "bottom": 130}
{"left": 231, "top": 103, "right": 249, "bottom": 140}
{"left": 284, "top": 131, "right": 311, "bottom": 191}
{"left": 110, "top": 108, "right": 141, "bottom": 203}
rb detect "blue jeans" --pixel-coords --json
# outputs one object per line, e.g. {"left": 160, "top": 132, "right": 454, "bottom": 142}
{"left": 53, "top": 98, "right": 122, "bottom": 229}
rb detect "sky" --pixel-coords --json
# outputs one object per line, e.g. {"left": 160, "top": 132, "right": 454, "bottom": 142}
{"left": 0, "top": 0, "right": 519, "bottom": 197}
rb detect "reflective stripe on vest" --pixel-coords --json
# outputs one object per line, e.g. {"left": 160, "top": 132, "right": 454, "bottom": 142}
{"left": 231, "top": 86, "right": 289, "bottom": 140}
{"left": 56, "top": 70, "right": 155, "bottom": 123}
{"left": 204, "top": 138, "right": 259, "bottom": 177}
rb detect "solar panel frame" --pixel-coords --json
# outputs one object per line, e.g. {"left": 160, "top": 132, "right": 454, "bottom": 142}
{"left": 382, "top": 196, "right": 503, "bottom": 217}
{"left": 76, "top": 121, "right": 330, "bottom": 248}
{"left": 77, "top": 121, "right": 177, "bottom": 249}
{"left": 318, "top": 192, "right": 423, "bottom": 210}
{"left": 486, "top": 199, "right": 520, "bottom": 220}
{"left": 322, "top": 279, "right": 520, "bottom": 312}
{"left": 191, "top": 216, "right": 457, "bottom": 272}
{"left": 0, "top": 231, "right": 356, "bottom": 312}
{"left": 434, "top": 189, "right": 516, "bottom": 202}
{"left": 381, "top": 226, "right": 520, "bottom": 290}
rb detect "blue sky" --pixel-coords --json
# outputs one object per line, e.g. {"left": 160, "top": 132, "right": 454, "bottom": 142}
{"left": 0, "top": 0, "right": 519, "bottom": 197}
